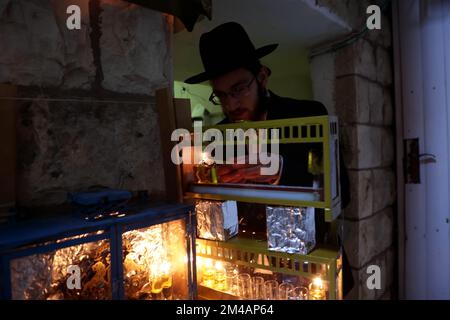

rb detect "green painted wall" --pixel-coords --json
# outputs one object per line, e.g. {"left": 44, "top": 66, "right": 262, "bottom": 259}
{"left": 261, "top": 48, "right": 313, "bottom": 100}
{"left": 174, "top": 48, "right": 313, "bottom": 125}
{"left": 173, "top": 82, "right": 225, "bottom": 126}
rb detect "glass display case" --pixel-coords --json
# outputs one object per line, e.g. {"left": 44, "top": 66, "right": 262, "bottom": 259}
{"left": 0, "top": 203, "right": 196, "bottom": 300}
{"left": 180, "top": 116, "right": 343, "bottom": 300}
{"left": 196, "top": 238, "right": 342, "bottom": 300}
{"left": 182, "top": 116, "right": 341, "bottom": 222}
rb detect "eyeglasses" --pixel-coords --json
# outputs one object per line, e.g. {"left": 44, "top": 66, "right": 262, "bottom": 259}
{"left": 209, "top": 77, "right": 256, "bottom": 106}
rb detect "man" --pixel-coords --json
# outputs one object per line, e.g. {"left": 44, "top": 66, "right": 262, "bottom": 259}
{"left": 185, "top": 21, "right": 338, "bottom": 188}
{"left": 185, "top": 22, "right": 353, "bottom": 295}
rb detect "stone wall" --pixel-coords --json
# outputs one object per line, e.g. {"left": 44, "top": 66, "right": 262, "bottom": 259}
{"left": 311, "top": 0, "right": 396, "bottom": 299}
{"left": 0, "top": 0, "right": 171, "bottom": 207}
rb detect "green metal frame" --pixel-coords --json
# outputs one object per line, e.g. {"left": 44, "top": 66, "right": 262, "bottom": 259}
{"left": 196, "top": 237, "right": 342, "bottom": 300}
{"left": 184, "top": 116, "right": 344, "bottom": 300}
{"left": 184, "top": 116, "right": 341, "bottom": 221}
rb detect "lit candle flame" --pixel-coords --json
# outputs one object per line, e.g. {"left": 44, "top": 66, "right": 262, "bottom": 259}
{"left": 150, "top": 264, "right": 159, "bottom": 276}
{"left": 312, "top": 276, "right": 324, "bottom": 289}
{"left": 215, "top": 261, "right": 224, "bottom": 271}
{"left": 161, "top": 261, "right": 171, "bottom": 275}
{"left": 205, "top": 258, "right": 213, "bottom": 268}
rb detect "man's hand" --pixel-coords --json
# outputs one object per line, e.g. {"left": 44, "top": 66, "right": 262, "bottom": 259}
{"left": 216, "top": 156, "right": 283, "bottom": 185}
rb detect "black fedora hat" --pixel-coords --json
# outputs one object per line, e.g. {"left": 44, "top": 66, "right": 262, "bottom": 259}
{"left": 184, "top": 22, "right": 278, "bottom": 84}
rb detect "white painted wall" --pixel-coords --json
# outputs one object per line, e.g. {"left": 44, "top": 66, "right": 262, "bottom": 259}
{"left": 396, "top": 0, "right": 450, "bottom": 299}
{"left": 310, "top": 51, "right": 336, "bottom": 115}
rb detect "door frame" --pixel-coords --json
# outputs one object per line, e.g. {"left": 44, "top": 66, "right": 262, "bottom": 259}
{"left": 392, "top": 0, "right": 406, "bottom": 300}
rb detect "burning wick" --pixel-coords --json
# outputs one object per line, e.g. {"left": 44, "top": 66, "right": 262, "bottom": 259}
{"left": 150, "top": 261, "right": 173, "bottom": 300}
{"left": 214, "top": 261, "right": 224, "bottom": 271}
{"left": 161, "top": 261, "right": 171, "bottom": 276}
{"left": 214, "top": 262, "right": 226, "bottom": 291}
{"left": 312, "top": 277, "right": 323, "bottom": 289}
{"left": 202, "top": 259, "right": 215, "bottom": 288}
{"left": 309, "top": 276, "right": 326, "bottom": 300}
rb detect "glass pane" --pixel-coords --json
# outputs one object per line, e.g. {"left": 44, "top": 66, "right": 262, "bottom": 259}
{"left": 10, "top": 233, "right": 111, "bottom": 300}
{"left": 196, "top": 258, "right": 330, "bottom": 300}
{"left": 122, "top": 219, "right": 189, "bottom": 300}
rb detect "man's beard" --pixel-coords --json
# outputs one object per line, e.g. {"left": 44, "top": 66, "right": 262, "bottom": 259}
{"left": 223, "top": 83, "right": 270, "bottom": 122}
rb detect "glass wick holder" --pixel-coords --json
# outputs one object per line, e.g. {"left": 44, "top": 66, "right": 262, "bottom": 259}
{"left": 150, "top": 262, "right": 173, "bottom": 300}
{"left": 194, "top": 152, "right": 218, "bottom": 184}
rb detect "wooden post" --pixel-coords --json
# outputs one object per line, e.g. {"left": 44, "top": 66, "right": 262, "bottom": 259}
{"left": 0, "top": 85, "right": 17, "bottom": 223}
{"left": 173, "top": 98, "right": 194, "bottom": 193}
{"left": 173, "top": 98, "right": 192, "bottom": 131}
{"left": 156, "top": 89, "right": 192, "bottom": 203}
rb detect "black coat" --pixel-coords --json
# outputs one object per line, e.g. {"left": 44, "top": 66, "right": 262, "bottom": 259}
{"left": 266, "top": 92, "right": 329, "bottom": 119}
{"left": 266, "top": 92, "right": 350, "bottom": 209}
{"left": 267, "top": 93, "right": 329, "bottom": 189}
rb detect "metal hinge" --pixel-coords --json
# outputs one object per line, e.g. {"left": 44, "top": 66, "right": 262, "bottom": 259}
{"left": 404, "top": 138, "right": 437, "bottom": 184}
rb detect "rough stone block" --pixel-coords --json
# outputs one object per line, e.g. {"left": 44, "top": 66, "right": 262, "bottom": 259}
{"left": 0, "top": 0, "right": 65, "bottom": 86}
{"left": 366, "top": 13, "right": 393, "bottom": 49}
{"left": 380, "top": 287, "right": 392, "bottom": 300}
{"left": 368, "top": 81, "right": 384, "bottom": 125}
{"left": 356, "top": 247, "right": 394, "bottom": 300}
{"left": 340, "top": 125, "right": 359, "bottom": 169}
{"left": 355, "top": 125, "right": 382, "bottom": 169}
{"left": 343, "top": 208, "right": 394, "bottom": 268}
{"left": 335, "top": 76, "right": 359, "bottom": 124}
{"left": 345, "top": 168, "right": 396, "bottom": 220}
{"left": 336, "top": 39, "right": 377, "bottom": 81}
{"left": 341, "top": 124, "right": 394, "bottom": 170}
{"left": 335, "top": 76, "right": 384, "bottom": 125}
{"left": 345, "top": 169, "right": 373, "bottom": 220}
{"left": 0, "top": 0, "right": 95, "bottom": 89}
{"left": 49, "top": 0, "right": 95, "bottom": 89}
{"left": 376, "top": 46, "right": 393, "bottom": 86}
{"left": 381, "top": 127, "right": 395, "bottom": 166}
{"left": 16, "top": 97, "right": 165, "bottom": 207}
{"left": 100, "top": 0, "right": 170, "bottom": 94}
{"left": 373, "top": 168, "right": 396, "bottom": 213}
{"left": 383, "top": 88, "right": 394, "bottom": 126}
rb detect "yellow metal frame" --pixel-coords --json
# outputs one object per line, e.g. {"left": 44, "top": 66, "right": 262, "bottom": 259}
{"left": 184, "top": 116, "right": 341, "bottom": 221}
{"left": 197, "top": 237, "right": 342, "bottom": 300}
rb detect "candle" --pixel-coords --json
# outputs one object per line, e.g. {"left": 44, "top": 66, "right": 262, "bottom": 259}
{"left": 150, "top": 262, "right": 173, "bottom": 300}
{"left": 202, "top": 259, "right": 215, "bottom": 288}
{"left": 150, "top": 264, "right": 163, "bottom": 300}
{"left": 160, "top": 262, "right": 173, "bottom": 300}
{"left": 211, "top": 166, "right": 218, "bottom": 184}
{"left": 309, "top": 276, "right": 326, "bottom": 300}
{"left": 214, "top": 262, "right": 226, "bottom": 290}
{"left": 225, "top": 266, "right": 238, "bottom": 295}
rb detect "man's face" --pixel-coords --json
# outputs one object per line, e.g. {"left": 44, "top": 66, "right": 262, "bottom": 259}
{"left": 211, "top": 68, "right": 261, "bottom": 122}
